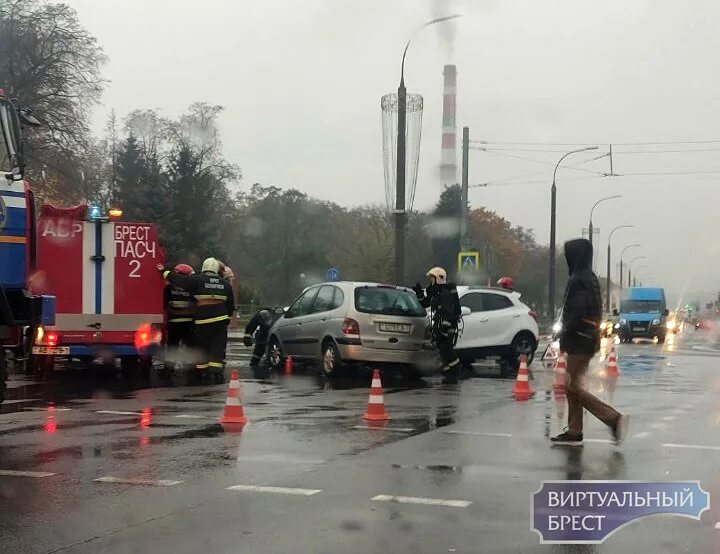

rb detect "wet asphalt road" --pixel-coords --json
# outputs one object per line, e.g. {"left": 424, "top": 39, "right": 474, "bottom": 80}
{"left": 2, "top": 331, "right": 720, "bottom": 553}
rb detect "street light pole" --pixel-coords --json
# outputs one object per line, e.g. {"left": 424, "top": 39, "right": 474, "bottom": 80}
{"left": 633, "top": 265, "right": 650, "bottom": 287}
{"left": 588, "top": 194, "right": 622, "bottom": 251}
{"left": 628, "top": 256, "right": 648, "bottom": 289}
{"left": 394, "top": 15, "right": 460, "bottom": 285}
{"left": 620, "top": 243, "right": 641, "bottom": 291}
{"left": 606, "top": 225, "right": 633, "bottom": 313}
{"left": 548, "top": 146, "right": 599, "bottom": 318}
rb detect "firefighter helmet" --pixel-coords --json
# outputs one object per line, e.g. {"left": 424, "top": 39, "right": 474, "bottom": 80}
{"left": 497, "top": 276, "right": 514, "bottom": 290}
{"left": 201, "top": 257, "right": 221, "bottom": 274}
{"left": 427, "top": 267, "right": 448, "bottom": 285}
{"left": 174, "top": 263, "right": 194, "bottom": 275}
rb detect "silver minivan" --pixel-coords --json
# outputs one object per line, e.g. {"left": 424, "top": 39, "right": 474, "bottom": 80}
{"left": 268, "top": 282, "right": 434, "bottom": 376}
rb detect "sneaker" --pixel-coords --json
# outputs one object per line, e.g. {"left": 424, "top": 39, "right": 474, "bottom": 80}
{"left": 612, "top": 414, "right": 629, "bottom": 445}
{"left": 551, "top": 431, "right": 584, "bottom": 446}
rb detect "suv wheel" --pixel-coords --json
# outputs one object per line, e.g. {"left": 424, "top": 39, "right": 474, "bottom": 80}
{"left": 268, "top": 337, "right": 284, "bottom": 373}
{"left": 512, "top": 332, "right": 537, "bottom": 364}
{"left": 322, "top": 341, "right": 341, "bottom": 377}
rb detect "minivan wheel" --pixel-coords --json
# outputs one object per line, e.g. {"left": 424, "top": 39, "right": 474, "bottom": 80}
{"left": 322, "top": 341, "right": 341, "bottom": 377}
{"left": 268, "top": 337, "right": 284, "bottom": 373}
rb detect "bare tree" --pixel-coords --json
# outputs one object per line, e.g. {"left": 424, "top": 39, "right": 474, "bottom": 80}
{"left": 0, "top": 0, "right": 106, "bottom": 200}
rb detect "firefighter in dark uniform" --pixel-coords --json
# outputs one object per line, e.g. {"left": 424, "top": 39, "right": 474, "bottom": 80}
{"left": 163, "top": 263, "right": 196, "bottom": 371}
{"left": 158, "top": 258, "right": 235, "bottom": 379}
{"left": 414, "top": 267, "right": 462, "bottom": 384}
{"left": 244, "top": 307, "right": 276, "bottom": 375}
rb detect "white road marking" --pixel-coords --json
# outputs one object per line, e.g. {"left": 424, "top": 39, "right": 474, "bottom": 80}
{"left": 715, "top": 522, "right": 720, "bottom": 530}
{"left": 584, "top": 438, "right": 614, "bottom": 444}
{"left": 444, "top": 431, "right": 513, "bottom": 438}
{"left": 24, "top": 407, "right": 71, "bottom": 412}
{"left": 352, "top": 426, "right": 415, "bottom": 433}
{"left": 650, "top": 422, "right": 665, "bottom": 429}
{"left": 662, "top": 416, "right": 675, "bottom": 421}
{"left": 95, "top": 410, "right": 143, "bottom": 416}
{"left": 1, "top": 398, "right": 41, "bottom": 405}
{"left": 632, "top": 432, "right": 651, "bottom": 439}
{"left": 237, "top": 454, "right": 325, "bottom": 464}
{"left": 372, "top": 494, "right": 472, "bottom": 508}
{"left": 663, "top": 443, "right": 720, "bottom": 452}
{"left": 227, "top": 484, "right": 322, "bottom": 496}
{"left": 272, "top": 421, "right": 319, "bottom": 427}
{"left": 0, "top": 470, "right": 58, "bottom": 478}
{"left": 174, "top": 414, "right": 208, "bottom": 419}
{"left": 94, "top": 476, "right": 182, "bottom": 486}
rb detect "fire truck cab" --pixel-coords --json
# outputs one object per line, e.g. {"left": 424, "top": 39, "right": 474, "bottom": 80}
{"left": 0, "top": 89, "right": 55, "bottom": 402}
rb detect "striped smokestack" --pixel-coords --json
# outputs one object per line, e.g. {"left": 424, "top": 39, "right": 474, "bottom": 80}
{"left": 440, "top": 64, "right": 457, "bottom": 185}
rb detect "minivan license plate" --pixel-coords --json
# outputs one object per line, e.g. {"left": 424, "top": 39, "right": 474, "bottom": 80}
{"left": 379, "top": 323, "right": 411, "bottom": 334}
{"left": 632, "top": 327, "right": 644, "bottom": 332}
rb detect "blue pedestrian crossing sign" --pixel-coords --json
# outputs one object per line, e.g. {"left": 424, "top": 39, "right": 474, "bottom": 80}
{"left": 458, "top": 251, "right": 480, "bottom": 272}
{"left": 326, "top": 267, "right": 341, "bottom": 282}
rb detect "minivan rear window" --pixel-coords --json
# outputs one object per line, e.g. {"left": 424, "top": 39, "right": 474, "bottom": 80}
{"left": 354, "top": 287, "right": 426, "bottom": 317}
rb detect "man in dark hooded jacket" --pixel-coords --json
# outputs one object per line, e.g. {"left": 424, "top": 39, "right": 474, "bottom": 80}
{"left": 551, "top": 238, "right": 629, "bottom": 447}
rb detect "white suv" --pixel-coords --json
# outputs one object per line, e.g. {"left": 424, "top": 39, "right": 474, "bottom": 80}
{"left": 455, "top": 286, "right": 539, "bottom": 377}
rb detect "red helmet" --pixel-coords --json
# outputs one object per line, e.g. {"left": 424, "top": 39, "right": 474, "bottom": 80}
{"left": 174, "top": 263, "right": 194, "bottom": 275}
{"left": 497, "top": 276, "right": 514, "bottom": 290}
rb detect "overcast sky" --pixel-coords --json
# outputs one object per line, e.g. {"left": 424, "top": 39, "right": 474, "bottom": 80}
{"left": 63, "top": 0, "right": 720, "bottom": 302}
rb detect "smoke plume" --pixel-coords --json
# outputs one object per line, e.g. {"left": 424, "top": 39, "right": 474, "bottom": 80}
{"left": 430, "top": 0, "right": 459, "bottom": 60}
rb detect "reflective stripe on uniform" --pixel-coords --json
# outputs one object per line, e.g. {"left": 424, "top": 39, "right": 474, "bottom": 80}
{"left": 162, "top": 270, "right": 171, "bottom": 279}
{"left": 169, "top": 317, "right": 193, "bottom": 323}
{"left": 194, "top": 294, "right": 228, "bottom": 301}
{"left": 169, "top": 300, "right": 192, "bottom": 308}
{"left": 208, "top": 362, "right": 224, "bottom": 368}
{"left": 196, "top": 363, "right": 209, "bottom": 369}
{"left": 195, "top": 315, "right": 230, "bottom": 325}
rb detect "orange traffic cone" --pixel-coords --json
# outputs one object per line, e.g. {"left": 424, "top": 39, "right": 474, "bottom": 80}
{"left": 284, "top": 355, "right": 293, "bottom": 376}
{"left": 553, "top": 353, "right": 567, "bottom": 395}
{"left": 363, "top": 369, "right": 390, "bottom": 421}
{"left": 219, "top": 369, "right": 248, "bottom": 426}
{"left": 606, "top": 348, "right": 619, "bottom": 377}
{"left": 512, "top": 355, "right": 534, "bottom": 401}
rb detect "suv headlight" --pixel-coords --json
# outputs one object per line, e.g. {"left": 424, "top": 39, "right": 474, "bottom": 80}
{"left": 652, "top": 318, "right": 660, "bottom": 326}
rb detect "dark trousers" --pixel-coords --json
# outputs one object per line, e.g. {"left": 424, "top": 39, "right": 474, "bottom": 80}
{"left": 250, "top": 338, "right": 267, "bottom": 367}
{"left": 567, "top": 353, "right": 620, "bottom": 434}
{"left": 167, "top": 321, "right": 194, "bottom": 348}
{"left": 437, "top": 333, "right": 460, "bottom": 373}
{"left": 194, "top": 321, "right": 229, "bottom": 371}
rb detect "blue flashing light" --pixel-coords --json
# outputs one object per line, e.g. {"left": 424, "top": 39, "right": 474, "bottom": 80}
{"left": 88, "top": 205, "right": 102, "bottom": 221}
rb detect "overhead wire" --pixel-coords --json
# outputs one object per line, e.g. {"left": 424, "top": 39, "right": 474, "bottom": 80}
{"left": 470, "top": 147, "right": 610, "bottom": 176}
{"left": 470, "top": 139, "right": 720, "bottom": 146}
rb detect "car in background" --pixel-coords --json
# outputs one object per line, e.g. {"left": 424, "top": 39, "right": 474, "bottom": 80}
{"left": 267, "top": 282, "right": 433, "bottom": 377}
{"left": 616, "top": 287, "right": 669, "bottom": 343}
{"left": 695, "top": 318, "right": 716, "bottom": 332}
{"left": 455, "top": 286, "right": 539, "bottom": 377}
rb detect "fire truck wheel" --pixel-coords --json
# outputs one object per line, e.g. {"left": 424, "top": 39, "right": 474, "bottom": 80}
{"left": 121, "top": 356, "right": 152, "bottom": 379}
{"left": 27, "top": 355, "right": 54, "bottom": 378}
{"left": 0, "top": 351, "right": 6, "bottom": 404}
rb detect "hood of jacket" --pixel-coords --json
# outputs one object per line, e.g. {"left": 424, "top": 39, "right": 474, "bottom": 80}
{"left": 564, "top": 238, "right": 593, "bottom": 275}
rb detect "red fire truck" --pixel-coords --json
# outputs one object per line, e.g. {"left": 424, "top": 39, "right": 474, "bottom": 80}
{"left": 29, "top": 205, "right": 166, "bottom": 376}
